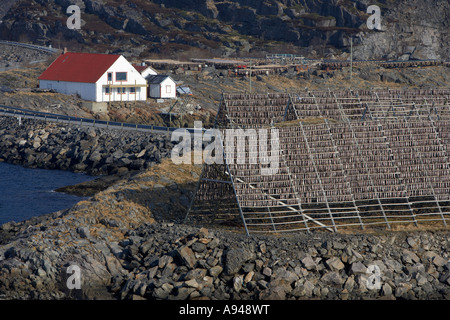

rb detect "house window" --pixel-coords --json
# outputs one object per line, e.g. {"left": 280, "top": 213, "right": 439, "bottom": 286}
{"left": 107, "top": 72, "right": 113, "bottom": 82}
{"left": 118, "top": 87, "right": 126, "bottom": 94}
{"left": 116, "top": 72, "right": 127, "bottom": 81}
{"left": 105, "top": 87, "right": 111, "bottom": 95}
{"left": 130, "top": 87, "right": 136, "bottom": 94}
{"left": 166, "top": 85, "right": 172, "bottom": 94}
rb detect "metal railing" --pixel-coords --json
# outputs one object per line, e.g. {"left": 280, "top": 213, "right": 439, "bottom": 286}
{"left": 0, "top": 40, "right": 59, "bottom": 54}
{"left": 0, "top": 104, "right": 206, "bottom": 135}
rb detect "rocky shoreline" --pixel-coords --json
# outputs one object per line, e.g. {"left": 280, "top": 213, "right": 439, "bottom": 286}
{"left": 0, "top": 116, "right": 173, "bottom": 176}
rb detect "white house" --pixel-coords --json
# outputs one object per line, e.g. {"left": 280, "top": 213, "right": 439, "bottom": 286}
{"left": 38, "top": 52, "right": 147, "bottom": 102}
{"left": 147, "top": 75, "right": 177, "bottom": 99}
{"left": 132, "top": 63, "right": 158, "bottom": 79}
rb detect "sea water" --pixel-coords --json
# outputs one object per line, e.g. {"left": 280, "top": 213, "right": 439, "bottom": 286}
{"left": 0, "top": 162, "right": 94, "bottom": 225}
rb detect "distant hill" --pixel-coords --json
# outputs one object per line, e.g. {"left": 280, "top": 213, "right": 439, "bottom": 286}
{"left": 0, "top": 0, "right": 448, "bottom": 61}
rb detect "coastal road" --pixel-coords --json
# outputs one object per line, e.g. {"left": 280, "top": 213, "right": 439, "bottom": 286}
{"left": 0, "top": 40, "right": 59, "bottom": 54}
{"left": 0, "top": 105, "right": 206, "bottom": 135}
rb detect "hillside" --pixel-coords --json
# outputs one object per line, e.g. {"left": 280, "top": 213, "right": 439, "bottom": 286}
{"left": 0, "top": 0, "right": 448, "bottom": 61}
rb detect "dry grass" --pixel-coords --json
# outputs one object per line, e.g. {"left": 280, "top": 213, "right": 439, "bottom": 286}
{"left": 135, "top": 157, "right": 201, "bottom": 183}
{"left": 23, "top": 158, "right": 202, "bottom": 245}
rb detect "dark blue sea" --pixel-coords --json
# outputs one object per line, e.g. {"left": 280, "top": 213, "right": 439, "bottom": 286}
{"left": 0, "top": 162, "right": 94, "bottom": 225}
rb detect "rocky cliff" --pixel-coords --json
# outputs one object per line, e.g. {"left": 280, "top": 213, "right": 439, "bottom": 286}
{"left": 0, "top": 0, "right": 448, "bottom": 60}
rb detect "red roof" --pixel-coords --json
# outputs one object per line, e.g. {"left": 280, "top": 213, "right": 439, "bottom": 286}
{"left": 38, "top": 52, "right": 121, "bottom": 83}
{"left": 132, "top": 64, "right": 148, "bottom": 73}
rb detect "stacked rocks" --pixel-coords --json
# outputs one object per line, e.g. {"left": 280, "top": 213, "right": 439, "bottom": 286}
{"left": 112, "top": 223, "right": 450, "bottom": 300}
{"left": 0, "top": 116, "right": 173, "bottom": 175}
{"left": 1, "top": 212, "right": 449, "bottom": 300}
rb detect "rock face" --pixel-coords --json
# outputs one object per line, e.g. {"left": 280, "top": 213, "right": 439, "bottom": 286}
{"left": 0, "top": 116, "right": 173, "bottom": 175}
{"left": 0, "top": 0, "right": 19, "bottom": 20}
{"left": 352, "top": 0, "right": 450, "bottom": 61}
{"left": 0, "top": 0, "right": 448, "bottom": 60}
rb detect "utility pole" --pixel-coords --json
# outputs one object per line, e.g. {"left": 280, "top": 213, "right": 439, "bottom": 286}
{"left": 350, "top": 36, "right": 353, "bottom": 81}
{"left": 249, "top": 61, "right": 252, "bottom": 94}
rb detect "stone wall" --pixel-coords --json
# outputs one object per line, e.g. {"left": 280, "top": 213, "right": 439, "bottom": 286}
{"left": 0, "top": 116, "right": 173, "bottom": 175}
{"left": 113, "top": 224, "right": 450, "bottom": 300}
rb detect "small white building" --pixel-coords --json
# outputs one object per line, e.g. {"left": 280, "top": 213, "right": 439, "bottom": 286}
{"left": 147, "top": 75, "right": 177, "bottom": 99}
{"left": 38, "top": 52, "right": 147, "bottom": 102}
{"left": 132, "top": 63, "right": 158, "bottom": 79}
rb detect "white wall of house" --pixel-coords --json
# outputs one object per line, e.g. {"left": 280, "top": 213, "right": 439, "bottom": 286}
{"left": 149, "top": 77, "right": 176, "bottom": 99}
{"left": 141, "top": 67, "right": 158, "bottom": 78}
{"left": 39, "top": 80, "right": 96, "bottom": 101}
{"left": 96, "top": 56, "right": 147, "bottom": 102}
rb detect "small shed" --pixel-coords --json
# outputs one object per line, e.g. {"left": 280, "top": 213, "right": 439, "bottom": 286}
{"left": 147, "top": 75, "right": 177, "bottom": 99}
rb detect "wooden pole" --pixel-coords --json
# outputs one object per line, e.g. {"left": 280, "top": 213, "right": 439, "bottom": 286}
{"left": 350, "top": 36, "right": 353, "bottom": 81}
{"left": 249, "top": 62, "right": 252, "bottom": 94}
